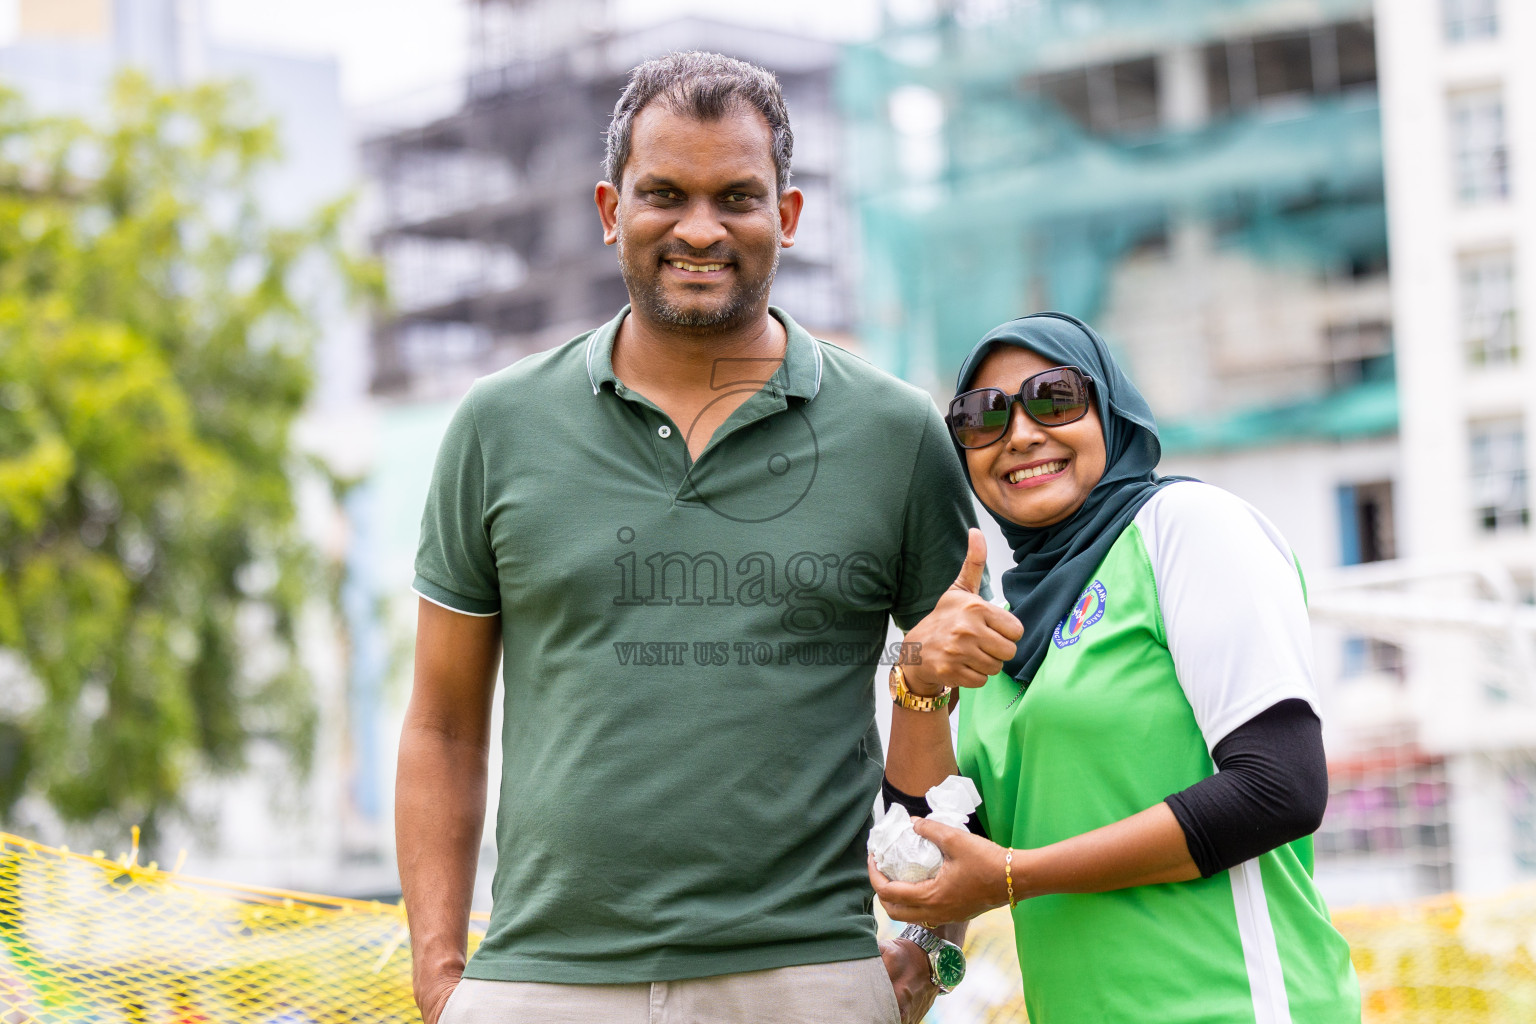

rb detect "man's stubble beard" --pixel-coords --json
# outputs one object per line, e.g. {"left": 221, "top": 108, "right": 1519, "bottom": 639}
{"left": 616, "top": 229, "right": 780, "bottom": 334}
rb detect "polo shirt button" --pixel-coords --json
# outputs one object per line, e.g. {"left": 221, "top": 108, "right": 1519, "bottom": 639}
{"left": 658, "top": 425, "right": 672, "bottom": 438}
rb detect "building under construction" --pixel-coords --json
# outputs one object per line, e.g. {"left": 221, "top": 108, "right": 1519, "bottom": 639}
{"left": 363, "top": 0, "right": 855, "bottom": 398}
{"left": 844, "top": 0, "right": 1536, "bottom": 906}
{"left": 842, "top": 0, "right": 1388, "bottom": 411}
{"left": 843, "top": 0, "right": 1447, "bottom": 903}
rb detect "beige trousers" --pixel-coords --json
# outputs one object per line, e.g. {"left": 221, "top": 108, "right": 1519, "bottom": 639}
{"left": 437, "top": 956, "right": 901, "bottom": 1024}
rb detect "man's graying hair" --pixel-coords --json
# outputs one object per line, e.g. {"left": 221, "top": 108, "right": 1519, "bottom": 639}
{"left": 605, "top": 51, "right": 794, "bottom": 195}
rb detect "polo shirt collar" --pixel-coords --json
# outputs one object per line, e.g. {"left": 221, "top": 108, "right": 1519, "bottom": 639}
{"left": 585, "top": 305, "right": 823, "bottom": 401}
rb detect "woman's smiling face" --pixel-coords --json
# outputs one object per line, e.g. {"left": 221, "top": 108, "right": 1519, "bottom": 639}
{"left": 963, "top": 346, "right": 1108, "bottom": 529}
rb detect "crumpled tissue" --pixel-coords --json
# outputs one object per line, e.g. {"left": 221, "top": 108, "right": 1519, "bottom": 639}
{"left": 868, "top": 775, "right": 983, "bottom": 882}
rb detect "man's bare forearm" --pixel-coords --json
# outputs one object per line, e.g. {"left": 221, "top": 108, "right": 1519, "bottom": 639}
{"left": 885, "top": 702, "right": 960, "bottom": 797}
{"left": 398, "top": 599, "right": 502, "bottom": 1020}
{"left": 938, "top": 921, "right": 967, "bottom": 946}
{"left": 397, "top": 722, "right": 488, "bottom": 980}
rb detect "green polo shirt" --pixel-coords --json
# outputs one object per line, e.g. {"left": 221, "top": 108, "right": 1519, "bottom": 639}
{"left": 414, "top": 306, "right": 979, "bottom": 984}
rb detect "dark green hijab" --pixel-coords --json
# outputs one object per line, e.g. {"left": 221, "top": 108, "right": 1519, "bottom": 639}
{"left": 952, "top": 311, "right": 1184, "bottom": 685}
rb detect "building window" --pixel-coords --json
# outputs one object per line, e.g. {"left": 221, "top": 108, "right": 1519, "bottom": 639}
{"left": 1470, "top": 417, "right": 1529, "bottom": 532}
{"left": 1341, "top": 635, "right": 1406, "bottom": 681}
{"left": 1444, "top": 0, "right": 1498, "bottom": 43}
{"left": 1460, "top": 250, "right": 1519, "bottom": 365}
{"left": 1326, "top": 319, "right": 1394, "bottom": 387}
{"left": 1026, "top": 56, "right": 1160, "bottom": 137}
{"left": 1334, "top": 21, "right": 1378, "bottom": 89}
{"left": 1450, "top": 89, "right": 1510, "bottom": 203}
{"left": 1337, "top": 480, "right": 1397, "bottom": 564}
{"left": 1204, "top": 20, "right": 1376, "bottom": 118}
{"left": 1250, "top": 31, "right": 1315, "bottom": 102}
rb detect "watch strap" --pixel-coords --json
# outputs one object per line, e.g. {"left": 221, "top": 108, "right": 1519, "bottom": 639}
{"left": 890, "top": 664, "right": 951, "bottom": 712}
{"left": 898, "top": 923, "right": 943, "bottom": 956}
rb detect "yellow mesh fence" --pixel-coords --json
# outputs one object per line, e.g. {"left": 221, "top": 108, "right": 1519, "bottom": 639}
{"left": 2, "top": 830, "right": 1534, "bottom": 1023}
{"left": 0, "top": 831, "right": 484, "bottom": 1023}
{"left": 922, "top": 890, "right": 1536, "bottom": 1024}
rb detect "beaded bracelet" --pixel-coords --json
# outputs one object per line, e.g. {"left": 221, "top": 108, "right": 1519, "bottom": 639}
{"left": 1004, "top": 849, "right": 1016, "bottom": 909}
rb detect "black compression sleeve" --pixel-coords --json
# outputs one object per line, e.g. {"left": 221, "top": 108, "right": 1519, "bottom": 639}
{"left": 880, "top": 777, "right": 990, "bottom": 838}
{"left": 1164, "top": 698, "right": 1328, "bottom": 878}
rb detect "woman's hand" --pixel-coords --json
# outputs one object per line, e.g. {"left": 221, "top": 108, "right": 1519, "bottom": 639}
{"left": 874, "top": 803, "right": 1201, "bottom": 928}
{"left": 903, "top": 529, "right": 1023, "bottom": 693}
{"left": 868, "top": 818, "right": 1010, "bottom": 926}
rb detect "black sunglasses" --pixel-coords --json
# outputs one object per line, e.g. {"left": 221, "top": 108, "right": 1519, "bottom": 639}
{"left": 945, "top": 365, "right": 1095, "bottom": 450}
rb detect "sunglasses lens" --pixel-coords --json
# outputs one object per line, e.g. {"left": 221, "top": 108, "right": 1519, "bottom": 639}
{"left": 948, "top": 389, "right": 1011, "bottom": 448}
{"left": 948, "top": 369, "right": 1089, "bottom": 447}
{"left": 1023, "top": 369, "right": 1089, "bottom": 425}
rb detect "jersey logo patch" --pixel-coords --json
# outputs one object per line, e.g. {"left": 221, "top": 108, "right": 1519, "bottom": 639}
{"left": 1053, "top": 580, "right": 1107, "bottom": 648}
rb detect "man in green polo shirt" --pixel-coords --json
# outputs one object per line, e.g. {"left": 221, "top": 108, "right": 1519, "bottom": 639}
{"left": 396, "top": 51, "right": 978, "bottom": 1024}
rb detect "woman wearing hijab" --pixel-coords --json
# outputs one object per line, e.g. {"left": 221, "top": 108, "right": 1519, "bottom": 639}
{"left": 873, "top": 312, "right": 1360, "bottom": 1023}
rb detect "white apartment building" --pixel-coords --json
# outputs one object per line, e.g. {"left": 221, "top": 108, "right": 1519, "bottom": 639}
{"left": 1314, "top": 0, "right": 1536, "bottom": 897}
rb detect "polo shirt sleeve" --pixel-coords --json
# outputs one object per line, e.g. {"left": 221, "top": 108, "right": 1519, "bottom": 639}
{"left": 413, "top": 386, "right": 501, "bottom": 617}
{"left": 1134, "top": 482, "right": 1319, "bottom": 749}
{"left": 890, "top": 402, "right": 986, "bottom": 631}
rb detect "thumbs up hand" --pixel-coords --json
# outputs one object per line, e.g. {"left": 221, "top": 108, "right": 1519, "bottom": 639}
{"left": 901, "top": 529, "right": 1025, "bottom": 694}
{"left": 951, "top": 525, "right": 988, "bottom": 595}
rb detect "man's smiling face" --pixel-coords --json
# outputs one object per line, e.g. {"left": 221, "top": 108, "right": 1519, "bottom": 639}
{"left": 604, "top": 100, "right": 798, "bottom": 333}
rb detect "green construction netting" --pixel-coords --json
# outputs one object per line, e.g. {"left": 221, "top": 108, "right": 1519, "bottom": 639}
{"left": 838, "top": 0, "right": 1389, "bottom": 414}
{"left": 1160, "top": 376, "right": 1398, "bottom": 454}
{"left": 853, "top": 0, "right": 1376, "bottom": 93}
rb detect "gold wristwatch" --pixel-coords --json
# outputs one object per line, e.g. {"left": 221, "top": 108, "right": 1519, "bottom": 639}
{"left": 889, "top": 664, "right": 951, "bottom": 712}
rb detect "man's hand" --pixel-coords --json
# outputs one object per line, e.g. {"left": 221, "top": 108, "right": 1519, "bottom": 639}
{"left": 880, "top": 937, "right": 939, "bottom": 1024}
{"left": 414, "top": 965, "right": 462, "bottom": 1024}
{"left": 902, "top": 529, "right": 1023, "bottom": 692}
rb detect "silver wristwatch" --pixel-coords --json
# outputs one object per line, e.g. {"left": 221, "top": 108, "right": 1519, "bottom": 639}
{"left": 898, "top": 923, "right": 966, "bottom": 994}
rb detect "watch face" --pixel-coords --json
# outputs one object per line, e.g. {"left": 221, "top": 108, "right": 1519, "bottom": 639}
{"left": 934, "top": 943, "right": 966, "bottom": 990}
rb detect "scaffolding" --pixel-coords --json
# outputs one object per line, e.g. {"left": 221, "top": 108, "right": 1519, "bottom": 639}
{"left": 364, "top": 1, "right": 856, "bottom": 397}
{"left": 839, "top": 0, "right": 1388, "bottom": 404}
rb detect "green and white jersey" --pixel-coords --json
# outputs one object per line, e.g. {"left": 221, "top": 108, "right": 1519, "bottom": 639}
{"left": 958, "top": 482, "right": 1360, "bottom": 1024}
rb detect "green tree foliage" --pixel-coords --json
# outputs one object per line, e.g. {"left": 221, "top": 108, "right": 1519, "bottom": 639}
{"left": 0, "top": 73, "right": 379, "bottom": 836}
